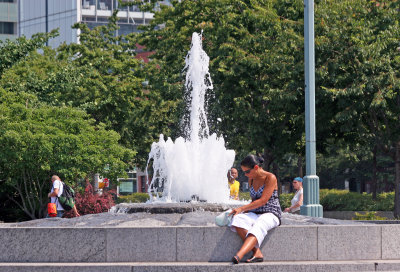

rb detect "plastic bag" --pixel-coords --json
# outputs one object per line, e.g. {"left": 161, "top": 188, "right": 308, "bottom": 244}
{"left": 215, "top": 209, "right": 233, "bottom": 227}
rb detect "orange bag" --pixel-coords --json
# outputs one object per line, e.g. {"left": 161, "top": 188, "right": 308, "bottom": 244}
{"left": 47, "top": 202, "right": 57, "bottom": 217}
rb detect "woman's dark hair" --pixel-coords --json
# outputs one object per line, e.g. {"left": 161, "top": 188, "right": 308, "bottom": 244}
{"left": 240, "top": 155, "right": 264, "bottom": 169}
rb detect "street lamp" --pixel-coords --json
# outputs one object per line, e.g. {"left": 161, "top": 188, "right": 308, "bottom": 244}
{"left": 300, "top": 0, "right": 323, "bottom": 217}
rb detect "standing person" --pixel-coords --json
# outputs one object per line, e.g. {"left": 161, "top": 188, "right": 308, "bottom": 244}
{"left": 284, "top": 177, "right": 303, "bottom": 214}
{"left": 48, "top": 175, "right": 64, "bottom": 218}
{"left": 229, "top": 155, "right": 282, "bottom": 264}
{"left": 228, "top": 167, "right": 240, "bottom": 200}
{"left": 48, "top": 175, "right": 80, "bottom": 218}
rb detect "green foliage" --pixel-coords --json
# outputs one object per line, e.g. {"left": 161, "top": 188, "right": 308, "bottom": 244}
{"left": 352, "top": 211, "right": 387, "bottom": 221}
{"left": 320, "top": 190, "right": 373, "bottom": 211}
{"left": 0, "top": 90, "right": 135, "bottom": 219}
{"left": 238, "top": 191, "right": 250, "bottom": 201}
{"left": 55, "top": 12, "right": 177, "bottom": 166}
{"left": 319, "top": 189, "right": 394, "bottom": 211}
{"left": 0, "top": 13, "right": 178, "bottom": 167}
{"left": 279, "top": 189, "right": 395, "bottom": 212}
{"left": 117, "top": 193, "right": 150, "bottom": 204}
{"left": 279, "top": 193, "right": 294, "bottom": 210}
{"left": 375, "top": 192, "right": 395, "bottom": 211}
{"left": 138, "top": 0, "right": 306, "bottom": 164}
{"left": 0, "top": 30, "right": 58, "bottom": 77}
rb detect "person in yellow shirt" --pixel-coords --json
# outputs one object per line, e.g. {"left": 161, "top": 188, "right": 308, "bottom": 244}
{"left": 228, "top": 167, "right": 240, "bottom": 200}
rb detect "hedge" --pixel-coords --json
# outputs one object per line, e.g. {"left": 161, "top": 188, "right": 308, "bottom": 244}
{"left": 118, "top": 190, "right": 395, "bottom": 212}
{"left": 241, "top": 189, "right": 394, "bottom": 211}
{"left": 117, "top": 193, "right": 150, "bottom": 204}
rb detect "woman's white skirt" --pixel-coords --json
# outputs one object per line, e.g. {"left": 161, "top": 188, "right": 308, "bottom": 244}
{"left": 230, "top": 212, "right": 279, "bottom": 247}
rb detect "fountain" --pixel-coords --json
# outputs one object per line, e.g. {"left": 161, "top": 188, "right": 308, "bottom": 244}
{"left": 146, "top": 32, "right": 235, "bottom": 203}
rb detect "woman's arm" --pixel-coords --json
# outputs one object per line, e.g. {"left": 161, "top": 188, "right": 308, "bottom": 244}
{"left": 285, "top": 191, "right": 303, "bottom": 212}
{"left": 229, "top": 174, "right": 276, "bottom": 216}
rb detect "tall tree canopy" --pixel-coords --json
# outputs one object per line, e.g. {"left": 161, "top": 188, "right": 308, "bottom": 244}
{"left": 138, "top": 0, "right": 307, "bottom": 170}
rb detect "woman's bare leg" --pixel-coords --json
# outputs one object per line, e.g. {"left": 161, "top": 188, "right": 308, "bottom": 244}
{"left": 234, "top": 227, "right": 263, "bottom": 259}
{"left": 235, "top": 234, "right": 261, "bottom": 260}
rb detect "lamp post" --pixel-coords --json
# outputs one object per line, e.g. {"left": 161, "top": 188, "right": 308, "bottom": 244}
{"left": 300, "top": 0, "right": 323, "bottom": 217}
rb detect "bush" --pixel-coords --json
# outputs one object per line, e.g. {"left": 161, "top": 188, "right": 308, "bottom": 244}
{"left": 279, "top": 193, "right": 294, "bottom": 210}
{"left": 64, "top": 185, "right": 116, "bottom": 217}
{"left": 279, "top": 189, "right": 395, "bottom": 212}
{"left": 238, "top": 191, "right": 250, "bottom": 201}
{"left": 352, "top": 211, "right": 387, "bottom": 220}
{"left": 375, "top": 192, "right": 395, "bottom": 211}
{"left": 117, "top": 193, "right": 150, "bottom": 204}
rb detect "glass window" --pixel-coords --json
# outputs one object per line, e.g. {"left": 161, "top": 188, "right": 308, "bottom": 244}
{"left": 141, "top": 176, "right": 146, "bottom": 192}
{"left": 97, "top": 17, "right": 110, "bottom": 22}
{"left": 0, "top": 22, "right": 14, "bottom": 34}
{"left": 0, "top": 0, "right": 14, "bottom": 3}
{"left": 128, "top": 171, "right": 137, "bottom": 179}
{"left": 82, "top": 16, "right": 96, "bottom": 22}
{"left": 82, "top": 0, "right": 95, "bottom": 9}
{"left": 119, "top": 24, "right": 138, "bottom": 35}
{"left": 98, "top": 0, "right": 112, "bottom": 10}
{"left": 86, "top": 22, "right": 107, "bottom": 30}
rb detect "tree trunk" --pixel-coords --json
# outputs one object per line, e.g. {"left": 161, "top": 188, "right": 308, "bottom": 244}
{"left": 393, "top": 141, "right": 400, "bottom": 218}
{"left": 372, "top": 145, "right": 377, "bottom": 200}
{"left": 273, "top": 162, "right": 282, "bottom": 195}
{"left": 297, "top": 156, "right": 303, "bottom": 178}
{"left": 262, "top": 149, "right": 274, "bottom": 171}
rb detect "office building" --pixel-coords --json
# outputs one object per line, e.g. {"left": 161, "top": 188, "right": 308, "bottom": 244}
{"left": 1, "top": 0, "right": 169, "bottom": 47}
{"left": 0, "top": 0, "right": 18, "bottom": 41}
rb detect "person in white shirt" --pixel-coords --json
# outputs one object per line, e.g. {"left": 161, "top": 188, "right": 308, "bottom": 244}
{"left": 284, "top": 177, "right": 303, "bottom": 214}
{"left": 47, "top": 175, "right": 80, "bottom": 218}
{"left": 48, "top": 175, "right": 64, "bottom": 218}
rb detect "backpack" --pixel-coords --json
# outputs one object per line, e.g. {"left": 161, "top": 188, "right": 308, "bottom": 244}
{"left": 58, "top": 182, "right": 76, "bottom": 211}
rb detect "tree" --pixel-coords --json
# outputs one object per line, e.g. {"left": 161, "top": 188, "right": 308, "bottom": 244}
{"left": 137, "top": 0, "right": 307, "bottom": 177}
{"left": 314, "top": 0, "right": 400, "bottom": 208}
{"left": 0, "top": 89, "right": 135, "bottom": 219}
{"left": 0, "top": 13, "right": 178, "bottom": 167}
{"left": 55, "top": 11, "right": 178, "bottom": 166}
{"left": 0, "top": 30, "right": 58, "bottom": 77}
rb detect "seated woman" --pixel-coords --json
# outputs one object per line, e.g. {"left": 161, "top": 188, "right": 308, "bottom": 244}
{"left": 284, "top": 177, "right": 303, "bottom": 214}
{"left": 229, "top": 155, "right": 282, "bottom": 264}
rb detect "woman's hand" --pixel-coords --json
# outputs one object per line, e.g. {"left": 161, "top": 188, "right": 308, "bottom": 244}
{"left": 284, "top": 208, "right": 291, "bottom": 212}
{"left": 229, "top": 207, "right": 244, "bottom": 216}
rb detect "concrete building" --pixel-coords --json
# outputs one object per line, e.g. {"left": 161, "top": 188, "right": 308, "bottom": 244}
{"left": 1, "top": 0, "right": 170, "bottom": 46}
{"left": 0, "top": 0, "right": 18, "bottom": 41}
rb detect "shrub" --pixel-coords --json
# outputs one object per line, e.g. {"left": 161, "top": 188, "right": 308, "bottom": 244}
{"left": 280, "top": 189, "right": 395, "bottom": 212}
{"left": 64, "top": 185, "right": 116, "bottom": 217}
{"left": 352, "top": 211, "right": 387, "bottom": 220}
{"left": 279, "top": 193, "right": 294, "bottom": 210}
{"left": 117, "top": 193, "right": 150, "bottom": 204}
{"left": 375, "top": 192, "right": 395, "bottom": 211}
{"left": 238, "top": 191, "right": 250, "bottom": 201}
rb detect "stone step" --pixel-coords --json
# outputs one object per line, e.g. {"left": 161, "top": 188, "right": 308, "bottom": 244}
{"left": 2, "top": 260, "right": 400, "bottom": 272}
{"left": 2, "top": 224, "right": 400, "bottom": 263}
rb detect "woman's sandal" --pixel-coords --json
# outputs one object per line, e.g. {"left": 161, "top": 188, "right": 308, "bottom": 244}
{"left": 232, "top": 255, "right": 240, "bottom": 264}
{"left": 246, "top": 256, "right": 264, "bottom": 263}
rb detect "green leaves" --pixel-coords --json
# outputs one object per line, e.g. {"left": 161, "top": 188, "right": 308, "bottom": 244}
{"left": 0, "top": 30, "right": 59, "bottom": 77}
{"left": 0, "top": 91, "right": 135, "bottom": 218}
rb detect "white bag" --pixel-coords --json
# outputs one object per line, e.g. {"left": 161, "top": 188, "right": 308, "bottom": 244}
{"left": 215, "top": 209, "right": 233, "bottom": 227}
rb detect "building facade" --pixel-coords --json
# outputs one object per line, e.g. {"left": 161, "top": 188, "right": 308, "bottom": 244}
{"left": 2, "top": 0, "right": 170, "bottom": 46}
{"left": 0, "top": 0, "right": 18, "bottom": 41}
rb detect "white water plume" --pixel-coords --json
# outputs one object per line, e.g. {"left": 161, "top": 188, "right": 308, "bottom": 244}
{"left": 146, "top": 32, "right": 235, "bottom": 203}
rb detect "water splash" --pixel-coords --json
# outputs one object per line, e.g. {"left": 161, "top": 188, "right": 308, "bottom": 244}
{"left": 146, "top": 32, "right": 235, "bottom": 203}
